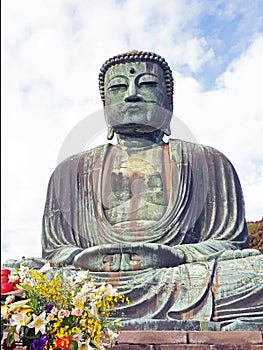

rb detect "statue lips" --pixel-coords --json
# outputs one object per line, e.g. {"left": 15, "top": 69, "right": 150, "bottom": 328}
{"left": 124, "top": 103, "right": 146, "bottom": 116}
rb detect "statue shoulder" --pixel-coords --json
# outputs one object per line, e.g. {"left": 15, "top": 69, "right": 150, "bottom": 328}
{"left": 49, "top": 144, "right": 109, "bottom": 179}
{"left": 169, "top": 138, "right": 231, "bottom": 162}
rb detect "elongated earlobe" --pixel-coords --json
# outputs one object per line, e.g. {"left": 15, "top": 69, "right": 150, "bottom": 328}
{"left": 107, "top": 127, "right": 114, "bottom": 140}
{"left": 163, "top": 125, "right": 171, "bottom": 136}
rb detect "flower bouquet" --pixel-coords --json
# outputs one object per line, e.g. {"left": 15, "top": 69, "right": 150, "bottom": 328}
{"left": 1, "top": 261, "right": 128, "bottom": 350}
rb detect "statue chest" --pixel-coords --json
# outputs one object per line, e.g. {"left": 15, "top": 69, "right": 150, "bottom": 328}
{"left": 101, "top": 145, "right": 170, "bottom": 229}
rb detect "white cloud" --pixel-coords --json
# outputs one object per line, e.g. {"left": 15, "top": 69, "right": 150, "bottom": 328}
{"left": 172, "top": 37, "right": 214, "bottom": 72}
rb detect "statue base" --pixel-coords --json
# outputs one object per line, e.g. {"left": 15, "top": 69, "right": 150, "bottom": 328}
{"left": 3, "top": 330, "right": 262, "bottom": 350}
{"left": 113, "top": 330, "right": 263, "bottom": 349}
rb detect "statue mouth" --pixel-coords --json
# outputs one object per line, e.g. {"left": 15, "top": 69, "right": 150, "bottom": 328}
{"left": 124, "top": 103, "right": 145, "bottom": 112}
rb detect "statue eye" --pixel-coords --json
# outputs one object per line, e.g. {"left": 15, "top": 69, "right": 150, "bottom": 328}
{"left": 138, "top": 73, "right": 159, "bottom": 88}
{"left": 139, "top": 81, "right": 158, "bottom": 88}
{"left": 108, "top": 84, "right": 128, "bottom": 92}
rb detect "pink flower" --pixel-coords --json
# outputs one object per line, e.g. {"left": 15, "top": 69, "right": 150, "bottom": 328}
{"left": 58, "top": 309, "right": 70, "bottom": 318}
{"left": 46, "top": 314, "right": 54, "bottom": 322}
{"left": 51, "top": 307, "right": 58, "bottom": 315}
{"left": 71, "top": 308, "right": 83, "bottom": 316}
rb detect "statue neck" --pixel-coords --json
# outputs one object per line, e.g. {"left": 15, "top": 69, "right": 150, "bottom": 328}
{"left": 116, "top": 131, "right": 165, "bottom": 153}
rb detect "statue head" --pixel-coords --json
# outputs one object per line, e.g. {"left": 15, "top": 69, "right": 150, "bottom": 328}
{"left": 98, "top": 51, "right": 174, "bottom": 140}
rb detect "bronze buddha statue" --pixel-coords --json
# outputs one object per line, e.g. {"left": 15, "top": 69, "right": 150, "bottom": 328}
{"left": 9, "top": 51, "right": 263, "bottom": 330}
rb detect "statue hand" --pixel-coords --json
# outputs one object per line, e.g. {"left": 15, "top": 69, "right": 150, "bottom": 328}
{"left": 73, "top": 243, "right": 185, "bottom": 271}
{"left": 129, "top": 243, "right": 185, "bottom": 270}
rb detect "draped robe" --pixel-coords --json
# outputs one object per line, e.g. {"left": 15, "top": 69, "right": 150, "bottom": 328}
{"left": 42, "top": 139, "right": 263, "bottom": 328}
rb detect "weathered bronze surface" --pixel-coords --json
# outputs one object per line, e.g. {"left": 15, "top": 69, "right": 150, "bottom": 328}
{"left": 7, "top": 51, "right": 263, "bottom": 330}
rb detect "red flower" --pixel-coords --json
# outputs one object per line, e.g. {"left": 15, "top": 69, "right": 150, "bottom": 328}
{"left": 53, "top": 336, "right": 72, "bottom": 349}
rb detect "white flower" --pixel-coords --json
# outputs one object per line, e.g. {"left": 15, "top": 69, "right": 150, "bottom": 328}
{"left": 98, "top": 283, "right": 106, "bottom": 293}
{"left": 9, "top": 299, "right": 31, "bottom": 312}
{"left": 75, "top": 271, "right": 88, "bottom": 284}
{"left": 8, "top": 274, "right": 19, "bottom": 283}
{"left": 18, "top": 265, "right": 31, "bottom": 282}
{"left": 27, "top": 311, "right": 48, "bottom": 334}
{"left": 11, "top": 312, "right": 30, "bottom": 332}
{"left": 77, "top": 338, "right": 93, "bottom": 350}
{"left": 66, "top": 275, "right": 74, "bottom": 285}
{"left": 39, "top": 262, "right": 53, "bottom": 274}
{"left": 72, "top": 292, "right": 86, "bottom": 306}
{"left": 89, "top": 301, "right": 98, "bottom": 319}
{"left": 105, "top": 284, "right": 118, "bottom": 297}
{"left": 5, "top": 295, "right": 15, "bottom": 304}
{"left": 81, "top": 281, "right": 96, "bottom": 294}
{"left": 105, "top": 328, "right": 119, "bottom": 346}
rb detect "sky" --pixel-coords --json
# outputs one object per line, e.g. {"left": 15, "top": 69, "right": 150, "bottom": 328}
{"left": 2, "top": 0, "right": 263, "bottom": 263}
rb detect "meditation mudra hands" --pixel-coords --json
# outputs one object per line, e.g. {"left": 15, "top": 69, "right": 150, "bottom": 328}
{"left": 73, "top": 243, "right": 185, "bottom": 271}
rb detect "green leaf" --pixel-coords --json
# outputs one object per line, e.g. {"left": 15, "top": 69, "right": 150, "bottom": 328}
{"left": 70, "top": 340, "right": 78, "bottom": 350}
{"left": 6, "top": 326, "right": 16, "bottom": 347}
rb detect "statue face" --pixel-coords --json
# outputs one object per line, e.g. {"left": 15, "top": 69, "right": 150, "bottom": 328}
{"left": 104, "top": 61, "right": 172, "bottom": 136}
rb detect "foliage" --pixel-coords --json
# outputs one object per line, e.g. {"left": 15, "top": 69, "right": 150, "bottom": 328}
{"left": 1, "top": 261, "right": 128, "bottom": 350}
{"left": 247, "top": 218, "right": 263, "bottom": 254}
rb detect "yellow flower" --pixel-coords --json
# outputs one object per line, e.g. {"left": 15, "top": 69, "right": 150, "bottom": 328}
{"left": 1, "top": 305, "right": 10, "bottom": 320}
{"left": 2, "top": 263, "right": 129, "bottom": 350}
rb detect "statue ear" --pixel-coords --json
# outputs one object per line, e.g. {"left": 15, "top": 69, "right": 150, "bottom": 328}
{"left": 163, "top": 125, "right": 171, "bottom": 136}
{"left": 107, "top": 127, "right": 114, "bottom": 140}
{"left": 163, "top": 109, "right": 172, "bottom": 136}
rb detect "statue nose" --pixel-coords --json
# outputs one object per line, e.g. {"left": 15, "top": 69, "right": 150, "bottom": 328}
{"left": 124, "top": 82, "right": 143, "bottom": 102}
{"left": 125, "top": 94, "right": 143, "bottom": 102}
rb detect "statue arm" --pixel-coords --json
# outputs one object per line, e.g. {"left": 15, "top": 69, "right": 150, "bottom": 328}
{"left": 42, "top": 210, "right": 84, "bottom": 266}
{"left": 173, "top": 240, "right": 260, "bottom": 263}
{"left": 172, "top": 240, "right": 238, "bottom": 263}
{"left": 168, "top": 141, "right": 252, "bottom": 263}
{"left": 41, "top": 155, "right": 86, "bottom": 266}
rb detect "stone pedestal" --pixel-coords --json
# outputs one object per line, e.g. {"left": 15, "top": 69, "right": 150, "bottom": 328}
{"left": 113, "top": 331, "right": 263, "bottom": 350}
